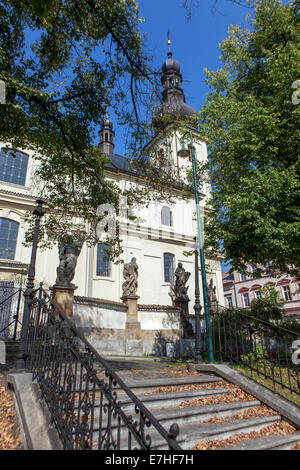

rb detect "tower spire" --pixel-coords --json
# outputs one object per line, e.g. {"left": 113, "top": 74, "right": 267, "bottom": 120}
{"left": 152, "top": 39, "right": 196, "bottom": 125}
{"left": 98, "top": 109, "right": 115, "bottom": 155}
{"left": 167, "top": 30, "right": 172, "bottom": 56}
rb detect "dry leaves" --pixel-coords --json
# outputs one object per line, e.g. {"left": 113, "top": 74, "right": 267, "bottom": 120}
{"left": 160, "top": 368, "right": 200, "bottom": 376}
{"left": 193, "top": 421, "right": 297, "bottom": 450}
{"left": 146, "top": 380, "right": 231, "bottom": 395}
{"left": 199, "top": 405, "right": 279, "bottom": 424}
{"left": 179, "top": 388, "right": 255, "bottom": 408}
{"left": 0, "top": 374, "right": 22, "bottom": 450}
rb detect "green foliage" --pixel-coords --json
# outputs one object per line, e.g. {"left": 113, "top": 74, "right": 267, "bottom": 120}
{"left": 0, "top": 0, "right": 162, "bottom": 253}
{"left": 247, "top": 285, "right": 284, "bottom": 322}
{"left": 240, "top": 343, "right": 271, "bottom": 369}
{"left": 198, "top": 0, "right": 300, "bottom": 275}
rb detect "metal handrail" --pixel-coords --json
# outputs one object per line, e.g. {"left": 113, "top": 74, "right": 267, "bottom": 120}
{"left": 200, "top": 305, "right": 299, "bottom": 397}
{"left": 25, "top": 287, "right": 182, "bottom": 450}
{"left": 0, "top": 288, "right": 24, "bottom": 339}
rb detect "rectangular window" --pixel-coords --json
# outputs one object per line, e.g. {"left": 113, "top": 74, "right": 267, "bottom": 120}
{"left": 0, "top": 149, "right": 28, "bottom": 186}
{"left": 226, "top": 296, "right": 233, "bottom": 308}
{"left": 241, "top": 273, "right": 246, "bottom": 281}
{"left": 163, "top": 253, "right": 175, "bottom": 283}
{"left": 0, "top": 218, "right": 19, "bottom": 260}
{"left": 161, "top": 207, "right": 173, "bottom": 227}
{"left": 283, "top": 285, "right": 291, "bottom": 301}
{"left": 96, "top": 244, "right": 111, "bottom": 277}
{"left": 255, "top": 290, "right": 261, "bottom": 299}
{"left": 243, "top": 293, "right": 250, "bottom": 307}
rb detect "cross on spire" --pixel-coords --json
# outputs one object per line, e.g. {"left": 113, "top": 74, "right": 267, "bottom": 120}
{"left": 167, "top": 30, "right": 172, "bottom": 56}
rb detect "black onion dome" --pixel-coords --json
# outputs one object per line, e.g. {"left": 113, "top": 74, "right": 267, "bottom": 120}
{"left": 161, "top": 52, "right": 180, "bottom": 73}
{"left": 102, "top": 111, "right": 113, "bottom": 129}
{"left": 152, "top": 44, "right": 197, "bottom": 128}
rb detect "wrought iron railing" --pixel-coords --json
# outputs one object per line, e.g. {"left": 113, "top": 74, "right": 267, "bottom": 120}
{"left": 0, "top": 287, "right": 24, "bottom": 340}
{"left": 200, "top": 307, "right": 300, "bottom": 398}
{"left": 24, "top": 287, "right": 181, "bottom": 450}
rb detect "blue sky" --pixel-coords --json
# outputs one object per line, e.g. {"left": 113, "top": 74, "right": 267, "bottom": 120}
{"left": 113, "top": 0, "right": 252, "bottom": 153}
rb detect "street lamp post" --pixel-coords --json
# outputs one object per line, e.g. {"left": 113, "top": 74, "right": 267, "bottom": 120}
{"left": 194, "top": 241, "right": 202, "bottom": 363}
{"left": 17, "top": 198, "right": 46, "bottom": 369}
{"left": 178, "top": 131, "right": 214, "bottom": 362}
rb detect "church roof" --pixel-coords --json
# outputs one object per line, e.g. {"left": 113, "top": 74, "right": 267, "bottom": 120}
{"left": 106, "top": 153, "right": 133, "bottom": 173}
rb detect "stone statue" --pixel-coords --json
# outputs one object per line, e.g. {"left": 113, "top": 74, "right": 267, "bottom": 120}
{"left": 55, "top": 240, "right": 83, "bottom": 286}
{"left": 122, "top": 257, "right": 138, "bottom": 297}
{"left": 173, "top": 262, "right": 191, "bottom": 302}
{"left": 168, "top": 282, "right": 176, "bottom": 304}
{"left": 207, "top": 278, "right": 218, "bottom": 312}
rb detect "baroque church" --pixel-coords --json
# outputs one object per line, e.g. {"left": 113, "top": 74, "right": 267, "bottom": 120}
{"left": 0, "top": 45, "right": 225, "bottom": 355}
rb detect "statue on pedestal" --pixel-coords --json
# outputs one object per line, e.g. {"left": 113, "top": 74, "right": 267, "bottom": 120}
{"left": 169, "top": 262, "right": 190, "bottom": 303}
{"left": 208, "top": 278, "right": 218, "bottom": 312}
{"left": 122, "top": 257, "right": 138, "bottom": 298}
{"left": 55, "top": 240, "right": 83, "bottom": 286}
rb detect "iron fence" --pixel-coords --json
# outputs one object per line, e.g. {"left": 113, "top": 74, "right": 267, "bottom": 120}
{"left": 200, "top": 307, "right": 300, "bottom": 398}
{"left": 24, "top": 287, "right": 181, "bottom": 450}
{"left": 0, "top": 284, "right": 24, "bottom": 340}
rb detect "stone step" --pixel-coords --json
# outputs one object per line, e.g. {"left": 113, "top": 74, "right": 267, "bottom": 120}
{"left": 115, "top": 387, "right": 231, "bottom": 411}
{"left": 72, "top": 387, "right": 231, "bottom": 412}
{"left": 179, "top": 415, "right": 282, "bottom": 450}
{"left": 140, "top": 415, "right": 282, "bottom": 450}
{"left": 48, "top": 371, "right": 221, "bottom": 396}
{"left": 87, "top": 408, "right": 279, "bottom": 451}
{"left": 89, "top": 399, "right": 261, "bottom": 433}
{"left": 219, "top": 432, "right": 300, "bottom": 450}
{"left": 115, "top": 375, "right": 221, "bottom": 390}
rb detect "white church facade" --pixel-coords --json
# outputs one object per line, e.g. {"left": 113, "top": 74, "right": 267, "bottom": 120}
{"left": 0, "top": 48, "right": 225, "bottom": 355}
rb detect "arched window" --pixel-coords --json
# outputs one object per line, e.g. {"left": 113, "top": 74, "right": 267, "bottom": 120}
{"left": 0, "top": 219, "right": 19, "bottom": 260}
{"left": 0, "top": 148, "right": 28, "bottom": 186}
{"left": 163, "top": 253, "right": 175, "bottom": 283}
{"left": 96, "top": 243, "right": 111, "bottom": 277}
{"left": 161, "top": 207, "right": 173, "bottom": 227}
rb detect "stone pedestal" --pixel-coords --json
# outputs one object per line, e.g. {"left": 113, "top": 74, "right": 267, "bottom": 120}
{"left": 122, "top": 295, "right": 143, "bottom": 355}
{"left": 175, "top": 300, "right": 194, "bottom": 339}
{"left": 52, "top": 284, "right": 77, "bottom": 317}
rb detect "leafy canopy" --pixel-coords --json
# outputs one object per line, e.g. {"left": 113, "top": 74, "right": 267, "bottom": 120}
{"left": 0, "top": 0, "right": 162, "bottom": 254}
{"left": 198, "top": 0, "right": 300, "bottom": 276}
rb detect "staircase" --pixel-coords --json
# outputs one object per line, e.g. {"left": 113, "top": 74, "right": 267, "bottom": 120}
{"left": 89, "top": 363, "right": 300, "bottom": 451}
{"left": 19, "top": 285, "right": 300, "bottom": 451}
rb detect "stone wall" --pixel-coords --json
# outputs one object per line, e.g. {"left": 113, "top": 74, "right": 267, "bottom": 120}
{"left": 73, "top": 296, "right": 183, "bottom": 356}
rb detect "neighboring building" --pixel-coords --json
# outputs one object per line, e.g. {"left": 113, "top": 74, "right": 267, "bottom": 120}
{"left": 0, "top": 45, "right": 225, "bottom": 313}
{"left": 222, "top": 266, "right": 300, "bottom": 318}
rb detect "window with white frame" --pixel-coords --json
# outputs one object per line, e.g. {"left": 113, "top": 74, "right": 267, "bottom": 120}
{"left": 240, "top": 272, "right": 247, "bottom": 281}
{"left": 243, "top": 293, "right": 250, "bottom": 307}
{"left": 161, "top": 207, "right": 173, "bottom": 227}
{"left": 0, "top": 218, "right": 19, "bottom": 260}
{"left": 255, "top": 290, "right": 261, "bottom": 299}
{"left": 0, "top": 148, "right": 28, "bottom": 186}
{"left": 282, "top": 285, "right": 291, "bottom": 301}
{"left": 163, "top": 253, "right": 175, "bottom": 283}
{"left": 226, "top": 296, "right": 233, "bottom": 308}
{"left": 96, "top": 244, "right": 111, "bottom": 277}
